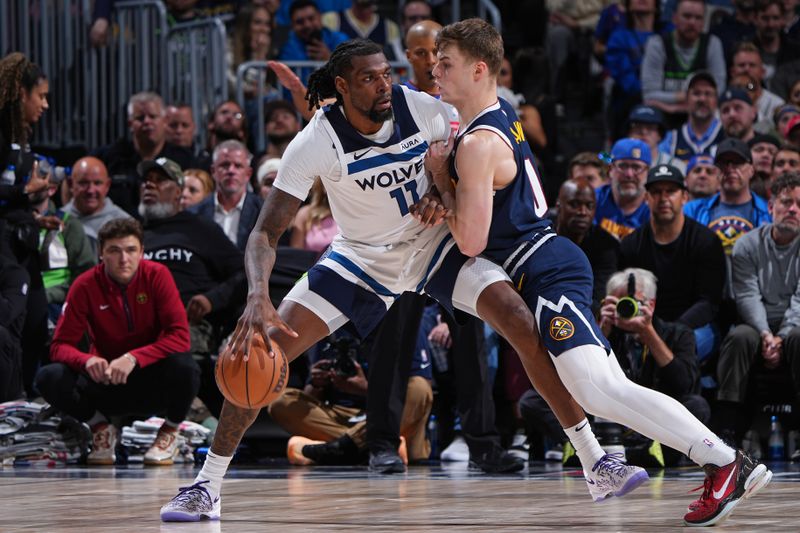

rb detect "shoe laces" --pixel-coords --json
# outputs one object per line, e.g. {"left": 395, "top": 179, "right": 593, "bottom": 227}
{"left": 592, "top": 452, "right": 629, "bottom": 476}
{"left": 171, "top": 480, "right": 213, "bottom": 507}
{"left": 688, "top": 476, "right": 714, "bottom": 510}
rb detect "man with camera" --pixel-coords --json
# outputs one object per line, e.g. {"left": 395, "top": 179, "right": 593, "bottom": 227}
{"left": 519, "top": 267, "right": 708, "bottom": 467}
{"left": 268, "top": 331, "right": 433, "bottom": 466}
{"left": 599, "top": 268, "right": 710, "bottom": 465}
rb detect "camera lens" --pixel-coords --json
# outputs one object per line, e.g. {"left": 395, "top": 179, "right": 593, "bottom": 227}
{"left": 615, "top": 297, "right": 639, "bottom": 319}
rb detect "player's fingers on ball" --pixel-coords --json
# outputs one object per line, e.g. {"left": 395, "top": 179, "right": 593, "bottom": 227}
{"left": 276, "top": 317, "right": 299, "bottom": 338}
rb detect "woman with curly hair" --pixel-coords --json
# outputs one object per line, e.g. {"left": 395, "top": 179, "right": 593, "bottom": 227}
{"left": 0, "top": 51, "right": 52, "bottom": 398}
{"left": 0, "top": 52, "right": 50, "bottom": 196}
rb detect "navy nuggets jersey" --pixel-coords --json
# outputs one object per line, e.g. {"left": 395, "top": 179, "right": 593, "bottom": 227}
{"left": 451, "top": 98, "right": 552, "bottom": 266}
{"left": 451, "top": 98, "right": 609, "bottom": 356}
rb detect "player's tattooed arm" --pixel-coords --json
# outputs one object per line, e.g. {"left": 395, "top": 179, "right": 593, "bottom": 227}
{"left": 229, "top": 188, "right": 302, "bottom": 356}
{"left": 245, "top": 188, "right": 303, "bottom": 294}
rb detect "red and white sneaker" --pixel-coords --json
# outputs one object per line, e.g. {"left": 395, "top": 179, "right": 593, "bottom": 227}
{"left": 683, "top": 450, "right": 772, "bottom": 527}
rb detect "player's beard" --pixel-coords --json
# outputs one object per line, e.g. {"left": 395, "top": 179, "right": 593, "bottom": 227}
{"left": 368, "top": 107, "right": 393, "bottom": 123}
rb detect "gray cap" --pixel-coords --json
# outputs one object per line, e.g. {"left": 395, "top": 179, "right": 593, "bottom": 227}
{"left": 137, "top": 157, "right": 185, "bottom": 187}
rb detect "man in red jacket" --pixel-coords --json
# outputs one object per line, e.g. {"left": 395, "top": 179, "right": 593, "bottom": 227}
{"left": 36, "top": 218, "right": 200, "bottom": 465}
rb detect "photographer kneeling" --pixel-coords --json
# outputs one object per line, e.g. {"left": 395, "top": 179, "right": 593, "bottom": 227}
{"left": 269, "top": 331, "right": 432, "bottom": 465}
{"left": 600, "top": 268, "right": 710, "bottom": 465}
{"left": 520, "top": 268, "right": 709, "bottom": 466}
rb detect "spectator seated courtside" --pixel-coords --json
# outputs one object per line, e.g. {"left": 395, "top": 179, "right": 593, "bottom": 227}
{"left": 36, "top": 218, "right": 200, "bottom": 466}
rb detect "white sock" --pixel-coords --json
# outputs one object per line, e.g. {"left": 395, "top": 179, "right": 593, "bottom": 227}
{"left": 564, "top": 418, "right": 606, "bottom": 471}
{"left": 687, "top": 434, "right": 736, "bottom": 467}
{"left": 86, "top": 411, "right": 108, "bottom": 428}
{"left": 195, "top": 451, "right": 232, "bottom": 499}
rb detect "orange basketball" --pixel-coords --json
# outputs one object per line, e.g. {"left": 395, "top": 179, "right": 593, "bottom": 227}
{"left": 215, "top": 333, "right": 289, "bottom": 409}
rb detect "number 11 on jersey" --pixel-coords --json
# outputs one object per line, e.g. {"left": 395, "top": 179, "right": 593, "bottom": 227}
{"left": 390, "top": 179, "right": 421, "bottom": 216}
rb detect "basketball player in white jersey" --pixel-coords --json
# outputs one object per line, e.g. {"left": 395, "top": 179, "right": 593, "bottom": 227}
{"left": 160, "top": 40, "right": 644, "bottom": 522}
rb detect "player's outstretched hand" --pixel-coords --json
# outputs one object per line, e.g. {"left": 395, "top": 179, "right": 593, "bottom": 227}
{"left": 410, "top": 191, "right": 451, "bottom": 227}
{"left": 227, "top": 291, "right": 297, "bottom": 362}
{"left": 267, "top": 60, "right": 305, "bottom": 94}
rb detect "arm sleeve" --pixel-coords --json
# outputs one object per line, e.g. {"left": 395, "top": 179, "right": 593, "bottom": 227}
{"left": 656, "top": 324, "right": 698, "bottom": 397}
{"left": 641, "top": 35, "right": 677, "bottom": 104}
{"left": 404, "top": 88, "right": 450, "bottom": 143}
{"left": 731, "top": 234, "right": 771, "bottom": 333}
{"left": 50, "top": 280, "right": 95, "bottom": 372}
{"left": 606, "top": 31, "right": 642, "bottom": 95}
{"left": 0, "top": 263, "right": 29, "bottom": 327}
{"left": 273, "top": 119, "right": 340, "bottom": 201}
{"left": 128, "top": 266, "right": 191, "bottom": 367}
{"left": 678, "top": 230, "right": 724, "bottom": 328}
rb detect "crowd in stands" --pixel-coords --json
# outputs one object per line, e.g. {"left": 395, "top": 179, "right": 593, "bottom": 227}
{"left": 2, "top": 0, "right": 800, "bottom": 468}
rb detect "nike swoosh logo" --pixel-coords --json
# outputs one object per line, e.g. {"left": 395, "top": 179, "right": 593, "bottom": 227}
{"left": 100, "top": 305, "right": 109, "bottom": 310}
{"left": 576, "top": 421, "right": 588, "bottom": 432}
{"left": 353, "top": 148, "right": 372, "bottom": 160}
{"left": 419, "top": 362, "right": 431, "bottom": 369}
{"left": 712, "top": 466, "right": 737, "bottom": 499}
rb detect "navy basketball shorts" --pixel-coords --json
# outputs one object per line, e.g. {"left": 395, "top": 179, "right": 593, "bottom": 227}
{"left": 509, "top": 235, "right": 610, "bottom": 356}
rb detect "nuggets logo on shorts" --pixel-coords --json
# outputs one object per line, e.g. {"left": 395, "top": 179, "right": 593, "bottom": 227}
{"left": 549, "top": 316, "right": 574, "bottom": 341}
{"left": 136, "top": 292, "right": 148, "bottom": 304}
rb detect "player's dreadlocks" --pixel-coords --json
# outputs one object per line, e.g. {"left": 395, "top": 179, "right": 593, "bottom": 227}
{"left": 305, "top": 39, "right": 385, "bottom": 112}
{"left": 0, "top": 52, "right": 47, "bottom": 147}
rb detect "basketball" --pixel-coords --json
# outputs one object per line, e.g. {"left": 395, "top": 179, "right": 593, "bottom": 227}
{"left": 215, "top": 333, "right": 289, "bottom": 409}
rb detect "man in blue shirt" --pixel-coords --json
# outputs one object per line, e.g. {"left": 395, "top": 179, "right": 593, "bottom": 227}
{"left": 685, "top": 137, "right": 771, "bottom": 309}
{"left": 279, "top": 0, "right": 349, "bottom": 85}
{"left": 594, "top": 137, "right": 652, "bottom": 240}
{"left": 684, "top": 137, "right": 771, "bottom": 256}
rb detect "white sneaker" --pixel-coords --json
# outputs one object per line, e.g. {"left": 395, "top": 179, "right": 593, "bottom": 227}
{"left": 440, "top": 435, "right": 470, "bottom": 462}
{"left": 585, "top": 452, "right": 649, "bottom": 502}
{"left": 160, "top": 480, "right": 221, "bottom": 522}
{"left": 87, "top": 423, "right": 117, "bottom": 465}
{"left": 144, "top": 428, "right": 180, "bottom": 465}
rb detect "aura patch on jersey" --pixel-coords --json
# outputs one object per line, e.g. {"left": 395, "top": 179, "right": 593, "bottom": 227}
{"left": 707, "top": 215, "right": 754, "bottom": 255}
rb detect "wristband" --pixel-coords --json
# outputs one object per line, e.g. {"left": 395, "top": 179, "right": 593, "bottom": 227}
{"left": 123, "top": 353, "right": 137, "bottom": 367}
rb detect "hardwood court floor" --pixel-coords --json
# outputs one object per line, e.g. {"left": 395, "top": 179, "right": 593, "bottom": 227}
{"left": 1, "top": 462, "right": 798, "bottom": 532}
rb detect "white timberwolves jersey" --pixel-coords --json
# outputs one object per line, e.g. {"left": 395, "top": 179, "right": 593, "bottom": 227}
{"left": 275, "top": 85, "right": 451, "bottom": 246}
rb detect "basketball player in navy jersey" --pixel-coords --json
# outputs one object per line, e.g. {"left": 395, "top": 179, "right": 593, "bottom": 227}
{"left": 424, "top": 18, "right": 772, "bottom": 527}
{"left": 160, "top": 39, "right": 643, "bottom": 522}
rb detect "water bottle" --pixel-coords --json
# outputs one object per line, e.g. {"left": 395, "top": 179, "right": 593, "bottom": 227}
{"left": 427, "top": 414, "right": 439, "bottom": 460}
{"left": 768, "top": 415, "right": 784, "bottom": 461}
{"left": 1, "top": 165, "right": 16, "bottom": 186}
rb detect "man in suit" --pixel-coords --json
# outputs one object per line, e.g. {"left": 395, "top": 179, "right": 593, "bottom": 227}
{"left": 190, "top": 140, "right": 263, "bottom": 251}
